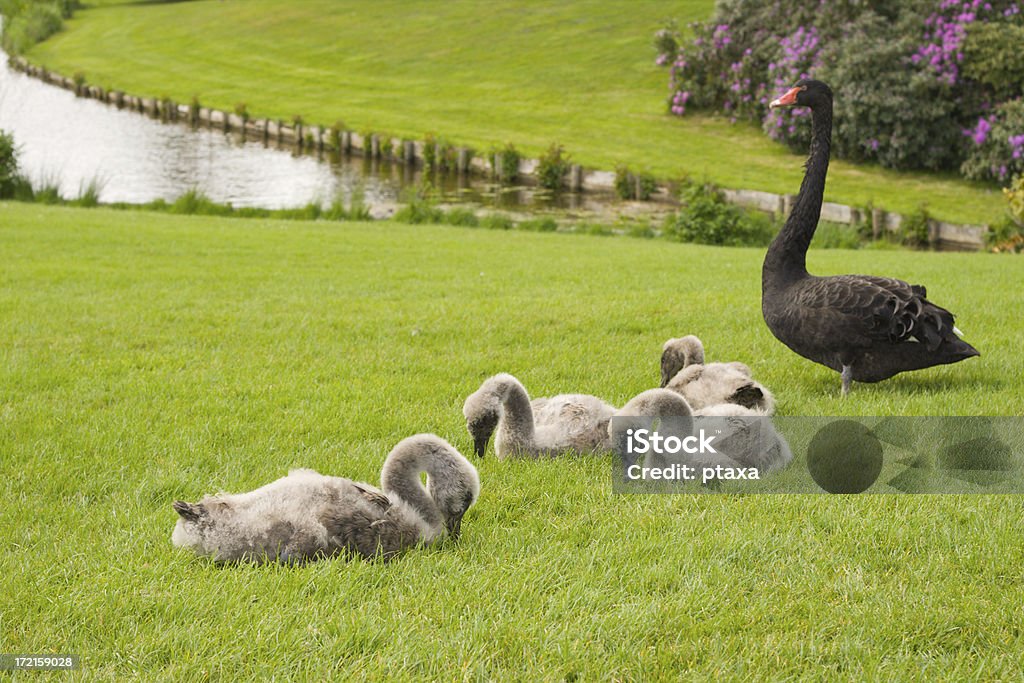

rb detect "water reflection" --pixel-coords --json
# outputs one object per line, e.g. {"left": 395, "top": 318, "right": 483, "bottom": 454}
{"left": 0, "top": 49, "right": 624, "bottom": 214}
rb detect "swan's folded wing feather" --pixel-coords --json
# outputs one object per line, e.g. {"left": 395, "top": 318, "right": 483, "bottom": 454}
{"left": 793, "top": 275, "right": 955, "bottom": 348}
{"left": 350, "top": 482, "right": 392, "bottom": 512}
{"left": 792, "top": 276, "right": 897, "bottom": 328}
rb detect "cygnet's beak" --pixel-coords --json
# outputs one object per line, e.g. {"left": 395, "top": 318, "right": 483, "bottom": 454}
{"left": 660, "top": 359, "right": 674, "bottom": 388}
{"left": 472, "top": 434, "right": 489, "bottom": 458}
{"left": 446, "top": 511, "right": 466, "bottom": 539}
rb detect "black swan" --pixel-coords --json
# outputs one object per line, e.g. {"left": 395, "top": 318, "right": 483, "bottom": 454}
{"left": 762, "top": 79, "right": 979, "bottom": 395}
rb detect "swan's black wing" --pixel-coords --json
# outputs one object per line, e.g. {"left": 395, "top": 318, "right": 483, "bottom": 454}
{"left": 793, "top": 275, "right": 958, "bottom": 351}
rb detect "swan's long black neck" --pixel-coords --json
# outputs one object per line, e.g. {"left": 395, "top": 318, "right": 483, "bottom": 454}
{"left": 763, "top": 99, "right": 833, "bottom": 286}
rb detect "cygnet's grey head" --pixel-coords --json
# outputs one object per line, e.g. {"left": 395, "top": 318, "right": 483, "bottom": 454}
{"left": 660, "top": 336, "right": 706, "bottom": 387}
{"left": 463, "top": 384, "right": 503, "bottom": 458}
{"left": 381, "top": 434, "right": 481, "bottom": 539}
{"left": 610, "top": 389, "right": 694, "bottom": 466}
{"left": 427, "top": 439, "right": 480, "bottom": 538}
{"left": 171, "top": 499, "right": 229, "bottom": 553}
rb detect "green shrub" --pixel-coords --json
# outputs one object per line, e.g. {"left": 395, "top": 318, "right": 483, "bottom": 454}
{"left": 443, "top": 207, "right": 479, "bottom": 227}
{"left": 277, "top": 202, "right": 322, "bottom": 221}
{"left": 33, "top": 173, "right": 62, "bottom": 204}
{"left": 8, "top": 175, "right": 36, "bottom": 202}
{"left": 234, "top": 102, "right": 249, "bottom": 123}
{"left": 493, "top": 144, "right": 520, "bottom": 183}
{"left": 961, "top": 98, "right": 1024, "bottom": 183}
{"left": 328, "top": 121, "right": 346, "bottom": 151}
{"left": 322, "top": 186, "right": 370, "bottom": 221}
{"left": 614, "top": 165, "right": 659, "bottom": 200}
{"left": 170, "top": 189, "right": 234, "bottom": 216}
{"left": 234, "top": 206, "right": 273, "bottom": 219}
{"left": 583, "top": 222, "right": 615, "bottom": 237}
{"left": 963, "top": 22, "right": 1024, "bottom": 100}
{"left": 663, "top": 181, "right": 776, "bottom": 247}
{"left": 810, "top": 221, "right": 862, "bottom": 250}
{"left": 394, "top": 186, "right": 444, "bottom": 224}
{"left": 1, "top": 1, "right": 66, "bottom": 54}
{"left": 0, "top": 130, "right": 19, "bottom": 198}
{"left": 626, "top": 222, "right": 657, "bottom": 239}
{"left": 663, "top": 0, "right": 1024, "bottom": 179}
{"left": 518, "top": 217, "right": 558, "bottom": 232}
{"left": 422, "top": 133, "right": 437, "bottom": 169}
{"left": 1005, "top": 175, "right": 1024, "bottom": 226}
{"left": 71, "top": 178, "right": 102, "bottom": 208}
{"left": 347, "top": 186, "right": 371, "bottom": 221}
{"left": 824, "top": 15, "right": 963, "bottom": 171}
{"left": 898, "top": 206, "right": 931, "bottom": 249}
{"left": 614, "top": 165, "right": 633, "bottom": 200}
{"left": 536, "top": 143, "right": 570, "bottom": 191}
{"left": 423, "top": 133, "right": 454, "bottom": 172}
{"left": 989, "top": 175, "right": 1024, "bottom": 251}
{"left": 653, "top": 20, "right": 680, "bottom": 65}
{"left": 480, "top": 213, "right": 515, "bottom": 230}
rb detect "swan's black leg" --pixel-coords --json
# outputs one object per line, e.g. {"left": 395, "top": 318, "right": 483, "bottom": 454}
{"left": 841, "top": 365, "right": 853, "bottom": 396}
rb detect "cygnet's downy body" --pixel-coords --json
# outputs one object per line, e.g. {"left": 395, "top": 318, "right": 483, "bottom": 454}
{"left": 463, "top": 373, "right": 615, "bottom": 458}
{"left": 172, "top": 434, "right": 480, "bottom": 563}
{"left": 660, "top": 336, "right": 776, "bottom": 415}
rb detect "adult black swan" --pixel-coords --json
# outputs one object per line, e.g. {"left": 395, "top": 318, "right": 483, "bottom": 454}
{"left": 762, "top": 79, "right": 979, "bottom": 395}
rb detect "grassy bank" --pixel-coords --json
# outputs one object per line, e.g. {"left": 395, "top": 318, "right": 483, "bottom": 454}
{"left": 25, "top": 0, "right": 1005, "bottom": 225}
{"left": 2, "top": 203, "right": 1022, "bottom": 678}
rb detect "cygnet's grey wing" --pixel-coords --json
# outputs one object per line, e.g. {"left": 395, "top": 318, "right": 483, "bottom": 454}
{"left": 696, "top": 415, "right": 790, "bottom": 473}
{"left": 317, "top": 479, "right": 398, "bottom": 560}
{"left": 530, "top": 396, "right": 551, "bottom": 421}
{"left": 351, "top": 482, "right": 392, "bottom": 512}
{"left": 537, "top": 394, "right": 614, "bottom": 452}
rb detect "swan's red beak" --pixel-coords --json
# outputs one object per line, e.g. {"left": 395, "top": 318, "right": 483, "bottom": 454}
{"left": 769, "top": 86, "right": 802, "bottom": 109}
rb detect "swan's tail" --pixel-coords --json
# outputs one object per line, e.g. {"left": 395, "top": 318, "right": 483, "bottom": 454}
{"left": 852, "top": 336, "right": 979, "bottom": 382}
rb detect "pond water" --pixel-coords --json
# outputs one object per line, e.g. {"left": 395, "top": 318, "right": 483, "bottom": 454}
{"left": 0, "top": 48, "right": 656, "bottom": 218}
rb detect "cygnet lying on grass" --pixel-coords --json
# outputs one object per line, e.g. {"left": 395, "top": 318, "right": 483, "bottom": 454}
{"left": 660, "top": 336, "right": 776, "bottom": 415}
{"left": 463, "top": 373, "right": 616, "bottom": 458}
{"left": 611, "top": 390, "right": 792, "bottom": 476}
{"left": 172, "top": 434, "right": 480, "bottom": 563}
{"left": 694, "top": 404, "right": 793, "bottom": 474}
{"left": 608, "top": 388, "right": 741, "bottom": 471}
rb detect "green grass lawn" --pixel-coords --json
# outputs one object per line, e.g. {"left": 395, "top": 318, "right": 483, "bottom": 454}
{"left": 26, "top": 0, "right": 1006, "bottom": 225}
{"left": 2, "top": 203, "right": 1023, "bottom": 678}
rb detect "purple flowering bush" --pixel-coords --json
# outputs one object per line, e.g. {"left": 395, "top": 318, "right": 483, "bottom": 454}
{"left": 961, "top": 99, "right": 1024, "bottom": 182}
{"left": 660, "top": 0, "right": 1024, "bottom": 182}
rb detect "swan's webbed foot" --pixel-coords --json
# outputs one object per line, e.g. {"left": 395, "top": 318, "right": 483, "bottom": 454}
{"left": 841, "top": 365, "right": 853, "bottom": 397}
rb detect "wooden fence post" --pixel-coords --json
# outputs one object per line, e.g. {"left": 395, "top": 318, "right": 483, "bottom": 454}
{"left": 570, "top": 164, "right": 583, "bottom": 192}
{"left": 871, "top": 208, "right": 885, "bottom": 239}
